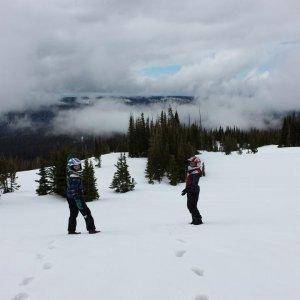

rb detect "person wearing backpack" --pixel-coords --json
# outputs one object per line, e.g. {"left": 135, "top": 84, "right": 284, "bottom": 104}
{"left": 66, "top": 157, "right": 100, "bottom": 234}
{"left": 181, "top": 156, "right": 203, "bottom": 225}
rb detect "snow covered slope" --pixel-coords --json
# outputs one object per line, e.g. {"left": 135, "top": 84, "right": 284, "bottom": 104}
{"left": 1, "top": 146, "right": 300, "bottom": 300}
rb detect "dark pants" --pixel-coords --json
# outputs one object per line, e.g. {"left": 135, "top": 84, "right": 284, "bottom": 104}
{"left": 187, "top": 190, "right": 202, "bottom": 222}
{"left": 67, "top": 197, "right": 96, "bottom": 233}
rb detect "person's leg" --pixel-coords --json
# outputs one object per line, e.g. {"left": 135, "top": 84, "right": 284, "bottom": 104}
{"left": 187, "top": 193, "right": 196, "bottom": 223}
{"left": 187, "top": 191, "right": 202, "bottom": 224}
{"left": 82, "top": 203, "right": 96, "bottom": 232}
{"left": 192, "top": 190, "right": 202, "bottom": 224}
{"left": 67, "top": 197, "right": 79, "bottom": 233}
{"left": 76, "top": 198, "right": 96, "bottom": 232}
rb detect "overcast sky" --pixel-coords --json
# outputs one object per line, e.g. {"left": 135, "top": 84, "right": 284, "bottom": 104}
{"left": 0, "top": 0, "right": 299, "bottom": 127}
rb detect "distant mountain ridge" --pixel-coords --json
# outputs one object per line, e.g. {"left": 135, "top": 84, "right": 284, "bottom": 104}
{"left": 59, "top": 95, "right": 194, "bottom": 106}
{"left": 0, "top": 96, "right": 194, "bottom": 133}
{"left": 0, "top": 96, "right": 298, "bottom": 136}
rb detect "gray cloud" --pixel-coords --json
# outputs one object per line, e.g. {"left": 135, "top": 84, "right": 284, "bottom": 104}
{"left": 0, "top": 0, "right": 299, "bottom": 128}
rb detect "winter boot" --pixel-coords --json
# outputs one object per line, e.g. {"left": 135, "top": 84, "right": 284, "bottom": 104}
{"left": 193, "top": 219, "right": 203, "bottom": 225}
{"left": 68, "top": 231, "right": 81, "bottom": 235}
{"left": 89, "top": 229, "right": 101, "bottom": 234}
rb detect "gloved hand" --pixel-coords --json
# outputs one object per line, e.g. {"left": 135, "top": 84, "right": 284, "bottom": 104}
{"left": 181, "top": 188, "right": 187, "bottom": 196}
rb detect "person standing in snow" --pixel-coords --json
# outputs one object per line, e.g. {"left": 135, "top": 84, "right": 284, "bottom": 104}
{"left": 66, "top": 157, "right": 100, "bottom": 234}
{"left": 181, "top": 156, "right": 203, "bottom": 225}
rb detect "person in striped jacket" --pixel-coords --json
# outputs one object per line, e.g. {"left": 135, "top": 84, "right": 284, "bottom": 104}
{"left": 181, "top": 156, "right": 203, "bottom": 225}
{"left": 66, "top": 157, "right": 100, "bottom": 234}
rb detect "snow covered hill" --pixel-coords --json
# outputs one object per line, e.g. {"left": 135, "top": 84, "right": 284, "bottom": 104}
{"left": 1, "top": 146, "right": 300, "bottom": 300}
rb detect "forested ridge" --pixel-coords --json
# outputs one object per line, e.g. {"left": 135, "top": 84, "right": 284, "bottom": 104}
{"left": 0, "top": 110, "right": 299, "bottom": 174}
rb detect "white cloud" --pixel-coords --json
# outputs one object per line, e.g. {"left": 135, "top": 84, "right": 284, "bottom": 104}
{"left": 0, "top": 0, "right": 299, "bottom": 128}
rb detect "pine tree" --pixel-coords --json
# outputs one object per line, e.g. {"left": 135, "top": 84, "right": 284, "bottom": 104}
{"left": 0, "top": 157, "right": 20, "bottom": 193}
{"left": 145, "top": 160, "right": 155, "bottom": 184}
{"left": 139, "top": 113, "right": 149, "bottom": 156}
{"left": 110, "top": 154, "right": 136, "bottom": 193}
{"left": 146, "top": 129, "right": 167, "bottom": 182}
{"left": 50, "top": 149, "right": 69, "bottom": 198}
{"left": 279, "top": 117, "right": 288, "bottom": 147}
{"left": 249, "top": 137, "right": 258, "bottom": 154}
{"left": 7, "top": 171, "right": 20, "bottom": 193}
{"left": 128, "top": 115, "right": 137, "bottom": 157}
{"left": 176, "top": 139, "right": 194, "bottom": 182}
{"left": 95, "top": 155, "right": 102, "bottom": 168}
{"left": 279, "top": 113, "right": 300, "bottom": 147}
{"left": 167, "top": 155, "right": 181, "bottom": 185}
{"left": 36, "top": 161, "right": 51, "bottom": 195}
{"left": 82, "top": 159, "right": 99, "bottom": 202}
{"left": 223, "top": 136, "right": 236, "bottom": 155}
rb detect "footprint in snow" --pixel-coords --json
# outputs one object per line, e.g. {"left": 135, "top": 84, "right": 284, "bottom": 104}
{"left": 48, "top": 241, "right": 55, "bottom": 250}
{"left": 176, "top": 238, "right": 186, "bottom": 243}
{"left": 19, "top": 277, "right": 34, "bottom": 286}
{"left": 11, "top": 293, "right": 29, "bottom": 300}
{"left": 43, "top": 262, "right": 53, "bottom": 270}
{"left": 195, "top": 295, "right": 209, "bottom": 300}
{"left": 175, "top": 250, "right": 186, "bottom": 257}
{"left": 191, "top": 267, "right": 204, "bottom": 277}
{"left": 36, "top": 254, "right": 44, "bottom": 260}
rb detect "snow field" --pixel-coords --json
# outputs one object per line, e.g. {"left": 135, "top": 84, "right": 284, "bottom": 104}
{"left": 1, "top": 146, "right": 300, "bottom": 300}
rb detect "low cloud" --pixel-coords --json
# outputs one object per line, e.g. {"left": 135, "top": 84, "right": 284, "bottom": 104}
{"left": 53, "top": 99, "right": 133, "bottom": 135}
{"left": 52, "top": 95, "right": 283, "bottom": 135}
{"left": 7, "top": 115, "right": 35, "bottom": 131}
{"left": 53, "top": 98, "right": 177, "bottom": 134}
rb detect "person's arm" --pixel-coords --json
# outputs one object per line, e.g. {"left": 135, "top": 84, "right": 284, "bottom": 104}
{"left": 77, "top": 178, "right": 84, "bottom": 198}
{"left": 181, "top": 188, "right": 187, "bottom": 196}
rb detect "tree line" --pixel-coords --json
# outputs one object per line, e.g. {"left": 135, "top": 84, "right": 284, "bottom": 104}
{"left": 1, "top": 111, "right": 299, "bottom": 195}
{"left": 127, "top": 108, "right": 281, "bottom": 185}
{"left": 0, "top": 133, "right": 127, "bottom": 171}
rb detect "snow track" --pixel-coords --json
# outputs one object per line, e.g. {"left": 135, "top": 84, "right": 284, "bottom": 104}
{"left": 1, "top": 146, "right": 300, "bottom": 300}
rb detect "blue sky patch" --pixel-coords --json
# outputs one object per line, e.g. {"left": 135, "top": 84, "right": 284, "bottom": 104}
{"left": 139, "top": 64, "right": 181, "bottom": 78}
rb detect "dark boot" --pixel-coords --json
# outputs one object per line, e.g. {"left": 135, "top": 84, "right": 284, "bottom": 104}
{"left": 193, "top": 219, "right": 203, "bottom": 225}
{"left": 68, "top": 231, "right": 81, "bottom": 234}
{"left": 89, "top": 229, "right": 101, "bottom": 234}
